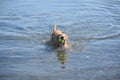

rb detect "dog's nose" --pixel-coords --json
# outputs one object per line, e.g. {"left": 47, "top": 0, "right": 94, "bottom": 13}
{"left": 61, "top": 36, "right": 64, "bottom": 39}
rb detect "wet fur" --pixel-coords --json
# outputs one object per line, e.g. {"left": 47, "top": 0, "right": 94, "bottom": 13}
{"left": 51, "top": 24, "right": 68, "bottom": 48}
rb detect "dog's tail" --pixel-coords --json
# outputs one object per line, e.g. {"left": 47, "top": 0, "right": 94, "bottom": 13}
{"left": 53, "top": 24, "right": 57, "bottom": 31}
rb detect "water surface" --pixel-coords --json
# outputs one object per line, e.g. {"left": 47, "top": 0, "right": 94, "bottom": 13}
{"left": 0, "top": 0, "right": 120, "bottom": 80}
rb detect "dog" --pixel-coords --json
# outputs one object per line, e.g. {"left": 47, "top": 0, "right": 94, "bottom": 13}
{"left": 51, "top": 24, "right": 68, "bottom": 48}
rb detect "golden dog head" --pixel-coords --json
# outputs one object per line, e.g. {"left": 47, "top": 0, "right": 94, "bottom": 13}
{"left": 51, "top": 24, "right": 68, "bottom": 48}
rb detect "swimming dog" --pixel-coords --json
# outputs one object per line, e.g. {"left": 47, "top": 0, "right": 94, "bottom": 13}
{"left": 51, "top": 24, "right": 68, "bottom": 48}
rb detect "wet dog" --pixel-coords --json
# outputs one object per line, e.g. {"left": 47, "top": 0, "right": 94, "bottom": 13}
{"left": 51, "top": 24, "right": 68, "bottom": 48}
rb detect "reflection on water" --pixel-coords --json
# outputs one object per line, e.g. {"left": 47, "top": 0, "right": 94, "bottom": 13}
{"left": 56, "top": 49, "right": 67, "bottom": 68}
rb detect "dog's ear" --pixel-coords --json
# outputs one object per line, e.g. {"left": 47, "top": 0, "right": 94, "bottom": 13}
{"left": 65, "top": 35, "right": 68, "bottom": 40}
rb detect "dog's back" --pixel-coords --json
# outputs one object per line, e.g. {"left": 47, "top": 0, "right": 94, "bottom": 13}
{"left": 53, "top": 24, "right": 62, "bottom": 35}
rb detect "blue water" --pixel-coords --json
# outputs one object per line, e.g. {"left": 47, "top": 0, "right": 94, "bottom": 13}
{"left": 0, "top": 0, "right": 120, "bottom": 80}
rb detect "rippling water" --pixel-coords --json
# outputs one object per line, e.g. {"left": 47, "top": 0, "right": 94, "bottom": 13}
{"left": 0, "top": 0, "right": 120, "bottom": 80}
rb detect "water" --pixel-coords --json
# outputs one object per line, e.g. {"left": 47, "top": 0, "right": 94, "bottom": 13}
{"left": 0, "top": 0, "right": 120, "bottom": 80}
